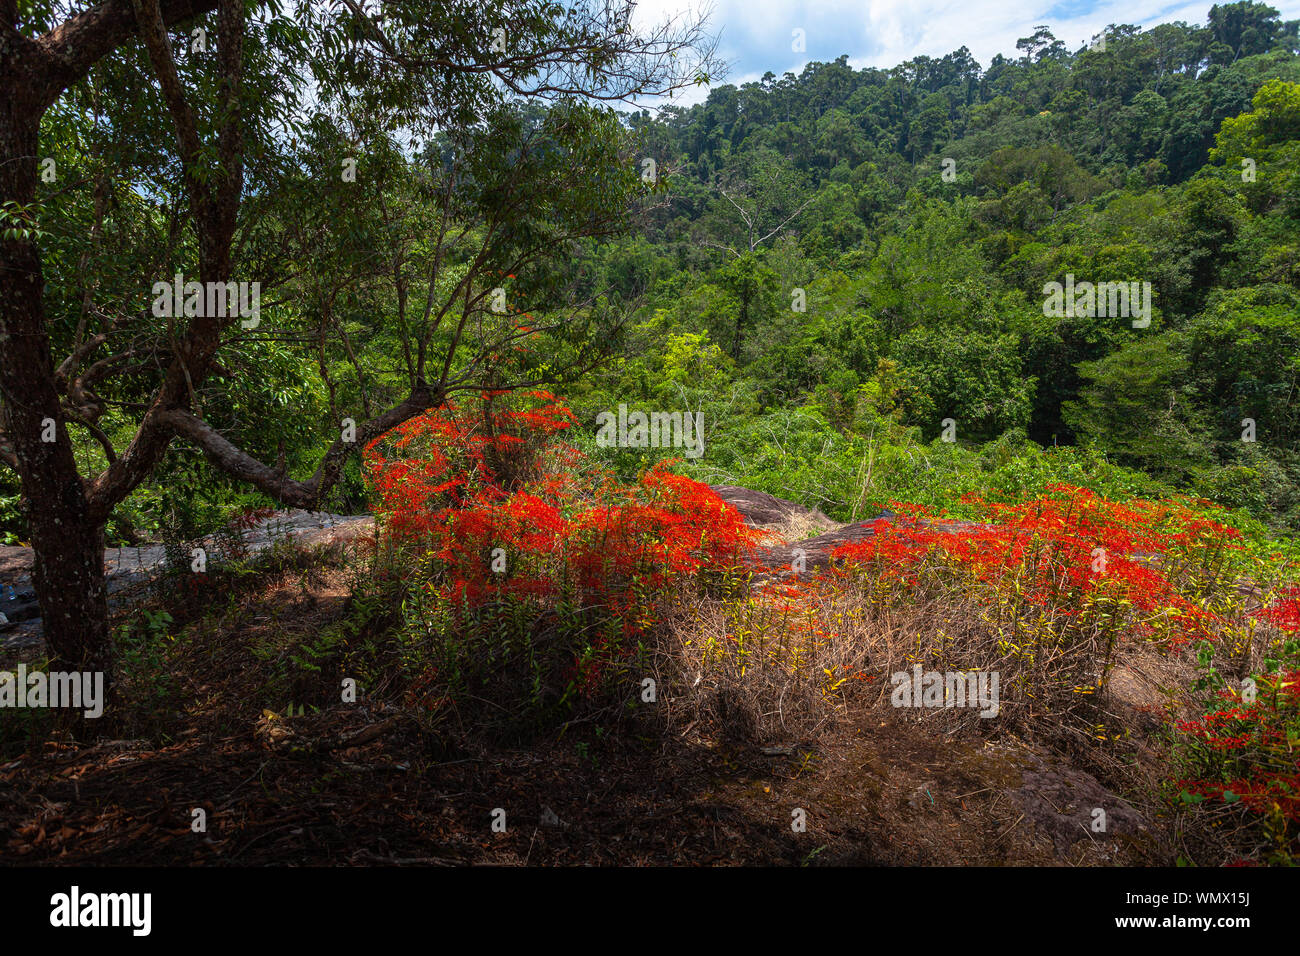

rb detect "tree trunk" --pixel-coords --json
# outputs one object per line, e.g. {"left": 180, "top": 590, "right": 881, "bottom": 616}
{"left": 732, "top": 282, "right": 750, "bottom": 361}
{"left": 0, "top": 59, "right": 112, "bottom": 674}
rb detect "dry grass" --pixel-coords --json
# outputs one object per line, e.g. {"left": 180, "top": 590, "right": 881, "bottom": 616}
{"left": 647, "top": 569, "right": 1112, "bottom": 743}
{"left": 765, "top": 507, "right": 840, "bottom": 544}
{"left": 641, "top": 557, "right": 1283, "bottom": 797}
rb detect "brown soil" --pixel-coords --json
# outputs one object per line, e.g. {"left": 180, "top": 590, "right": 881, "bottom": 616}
{"left": 0, "top": 696, "right": 1167, "bottom": 866}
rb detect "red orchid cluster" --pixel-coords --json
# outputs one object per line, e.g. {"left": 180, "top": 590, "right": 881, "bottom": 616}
{"left": 363, "top": 389, "right": 579, "bottom": 541}
{"left": 1261, "top": 586, "right": 1300, "bottom": 633}
{"left": 363, "top": 391, "right": 758, "bottom": 669}
{"left": 1173, "top": 587, "right": 1300, "bottom": 842}
{"left": 1177, "top": 671, "right": 1300, "bottom": 824}
{"left": 828, "top": 484, "right": 1241, "bottom": 647}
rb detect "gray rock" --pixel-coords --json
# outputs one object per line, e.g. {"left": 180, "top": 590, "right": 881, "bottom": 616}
{"left": 0, "top": 510, "right": 374, "bottom": 649}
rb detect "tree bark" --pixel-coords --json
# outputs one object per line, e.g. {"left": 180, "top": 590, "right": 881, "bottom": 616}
{"left": 732, "top": 281, "right": 750, "bottom": 361}
{"left": 0, "top": 2, "right": 218, "bottom": 673}
{"left": 0, "top": 59, "right": 110, "bottom": 672}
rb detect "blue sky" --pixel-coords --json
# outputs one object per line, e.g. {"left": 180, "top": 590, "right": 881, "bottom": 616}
{"left": 631, "top": 0, "right": 1300, "bottom": 107}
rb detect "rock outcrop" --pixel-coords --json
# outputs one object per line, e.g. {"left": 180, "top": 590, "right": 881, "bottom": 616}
{"left": 707, "top": 485, "right": 835, "bottom": 529}
{"left": 0, "top": 511, "right": 373, "bottom": 649}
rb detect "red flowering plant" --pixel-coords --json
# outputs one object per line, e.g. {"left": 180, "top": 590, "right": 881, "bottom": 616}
{"left": 1171, "top": 584, "right": 1300, "bottom": 862}
{"left": 813, "top": 483, "right": 1298, "bottom": 857}
{"left": 1262, "top": 586, "right": 1300, "bottom": 634}
{"left": 362, "top": 390, "right": 757, "bottom": 726}
{"left": 655, "top": 485, "right": 1274, "bottom": 741}
{"left": 819, "top": 485, "right": 1262, "bottom": 727}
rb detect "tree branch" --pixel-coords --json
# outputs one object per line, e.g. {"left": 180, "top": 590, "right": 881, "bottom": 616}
{"left": 753, "top": 197, "right": 812, "bottom": 249}
{"left": 37, "top": 0, "right": 218, "bottom": 109}
{"left": 130, "top": 0, "right": 206, "bottom": 212}
{"left": 156, "top": 385, "right": 441, "bottom": 509}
